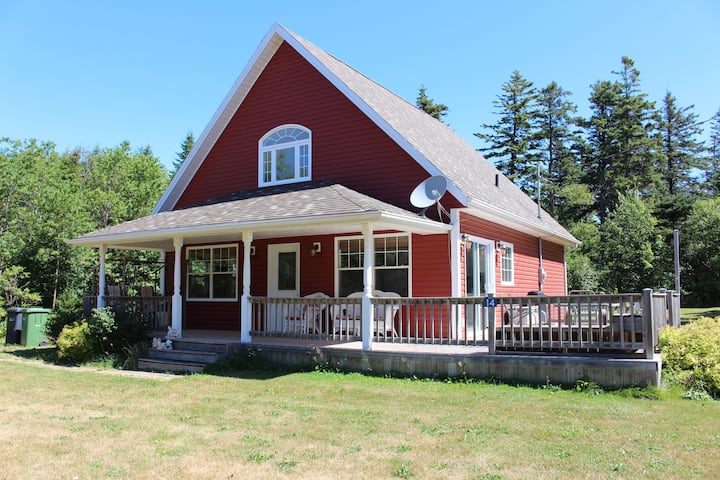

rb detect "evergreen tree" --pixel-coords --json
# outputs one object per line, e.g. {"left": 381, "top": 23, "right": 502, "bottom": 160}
{"left": 653, "top": 92, "right": 706, "bottom": 282}
{"left": 583, "top": 57, "right": 660, "bottom": 223}
{"left": 415, "top": 85, "right": 449, "bottom": 123}
{"left": 475, "top": 70, "right": 539, "bottom": 195}
{"left": 171, "top": 131, "right": 195, "bottom": 178}
{"left": 534, "top": 81, "right": 587, "bottom": 221}
{"left": 658, "top": 91, "right": 705, "bottom": 197}
{"left": 708, "top": 108, "right": 720, "bottom": 195}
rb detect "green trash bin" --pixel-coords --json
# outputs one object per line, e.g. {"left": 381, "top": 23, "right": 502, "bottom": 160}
{"left": 5, "top": 307, "right": 23, "bottom": 344}
{"left": 20, "top": 307, "right": 51, "bottom": 347}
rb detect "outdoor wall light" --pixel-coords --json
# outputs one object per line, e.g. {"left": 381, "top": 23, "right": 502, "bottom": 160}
{"left": 250, "top": 246, "right": 256, "bottom": 256}
{"left": 311, "top": 242, "right": 321, "bottom": 256}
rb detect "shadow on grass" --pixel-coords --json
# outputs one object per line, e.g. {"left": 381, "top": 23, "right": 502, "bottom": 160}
{"left": 682, "top": 308, "right": 720, "bottom": 324}
{"left": 202, "top": 354, "right": 307, "bottom": 380}
{"left": 7, "top": 345, "right": 59, "bottom": 363}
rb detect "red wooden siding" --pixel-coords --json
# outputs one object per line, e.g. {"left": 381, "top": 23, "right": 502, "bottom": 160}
{"left": 411, "top": 233, "right": 451, "bottom": 296}
{"left": 250, "top": 236, "right": 336, "bottom": 298}
{"left": 175, "top": 42, "right": 461, "bottom": 212}
{"left": 460, "top": 212, "right": 567, "bottom": 296}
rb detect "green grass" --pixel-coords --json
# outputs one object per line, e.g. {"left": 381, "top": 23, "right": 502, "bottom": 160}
{"left": 681, "top": 306, "right": 720, "bottom": 323}
{"left": 0, "top": 351, "right": 718, "bottom": 479}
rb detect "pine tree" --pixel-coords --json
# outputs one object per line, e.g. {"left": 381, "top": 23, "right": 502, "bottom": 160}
{"left": 708, "top": 108, "right": 720, "bottom": 195}
{"left": 583, "top": 57, "right": 660, "bottom": 223}
{"left": 658, "top": 92, "right": 705, "bottom": 195}
{"left": 171, "top": 132, "right": 195, "bottom": 178}
{"left": 475, "top": 70, "right": 539, "bottom": 195}
{"left": 534, "top": 81, "right": 586, "bottom": 221}
{"left": 415, "top": 85, "right": 449, "bottom": 123}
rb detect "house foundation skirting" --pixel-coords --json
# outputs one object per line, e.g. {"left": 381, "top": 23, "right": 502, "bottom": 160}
{"left": 229, "top": 342, "right": 661, "bottom": 389}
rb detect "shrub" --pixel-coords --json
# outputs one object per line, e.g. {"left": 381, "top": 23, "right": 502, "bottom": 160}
{"left": 87, "top": 306, "right": 149, "bottom": 355}
{"left": 56, "top": 321, "right": 94, "bottom": 363}
{"left": 659, "top": 317, "right": 720, "bottom": 397}
{"left": 88, "top": 307, "right": 118, "bottom": 354}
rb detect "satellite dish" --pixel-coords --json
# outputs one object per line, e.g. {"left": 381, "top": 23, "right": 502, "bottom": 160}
{"left": 410, "top": 176, "right": 447, "bottom": 209}
{"left": 410, "top": 176, "right": 448, "bottom": 220}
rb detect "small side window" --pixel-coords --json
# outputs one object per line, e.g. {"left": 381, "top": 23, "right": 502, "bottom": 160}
{"left": 500, "top": 242, "right": 514, "bottom": 285}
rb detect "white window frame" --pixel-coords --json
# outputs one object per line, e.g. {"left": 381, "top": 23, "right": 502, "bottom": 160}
{"left": 464, "top": 235, "right": 496, "bottom": 295}
{"left": 186, "top": 243, "right": 239, "bottom": 302}
{"left": 499, "top": 241, "right": 515, "bottom": 286}
{"left": 258, "top": 124, "right": 312, "bottom": 187}
{"left": 334, "top": 233, "right": 412, "bottom": 297}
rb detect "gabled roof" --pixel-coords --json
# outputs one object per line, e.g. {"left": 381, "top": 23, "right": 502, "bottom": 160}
{"left": 155, "top": 23, "right": 577, "bottom": 246}
{"left": 69, "top": 183, "right": 451, "bottom": 250}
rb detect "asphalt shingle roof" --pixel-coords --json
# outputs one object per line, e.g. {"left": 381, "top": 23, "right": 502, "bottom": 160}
{"left": 72, "top": 183, "right": 443, "bottom": 242}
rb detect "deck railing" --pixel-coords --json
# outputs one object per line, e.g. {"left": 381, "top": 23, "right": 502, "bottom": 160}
{"left": 84, "top": 288, "right": 679, "bottom": 356}
{"left": 83, "top": 295, "right": 172, "bottom": 332}
{"left": 250, "top": 289, "right": 678, "bottom": 356}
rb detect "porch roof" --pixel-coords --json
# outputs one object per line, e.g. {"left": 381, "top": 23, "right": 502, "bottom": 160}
{"left": 68, "top": 183, "right": 451, "bottom": 250}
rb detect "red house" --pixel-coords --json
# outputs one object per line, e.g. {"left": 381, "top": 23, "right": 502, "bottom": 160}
{"left": 70, "top": 24, "right": 578, "bottom": 349}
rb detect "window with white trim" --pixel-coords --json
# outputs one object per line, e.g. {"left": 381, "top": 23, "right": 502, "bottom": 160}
{"left": 499, "top": 242, "right": 514, "bottom": 285}
{"left": 186, "top": 245, "right": 238, "bottom": 300}
{"left": 258, "top": 125, "right": 311, "bottom": 186}
{"left": 336, "top": 235, "right": 410, "bottom": 297}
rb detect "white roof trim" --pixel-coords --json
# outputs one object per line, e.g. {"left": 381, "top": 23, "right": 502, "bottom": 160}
{"left": 153, "top": 26, "right": 285, "bottom": 213}
{"left": 68, "top": 210, "right": 451, "bottom": 249}
{"left": 465, "top": 199, "right": 577, "bottom": 246}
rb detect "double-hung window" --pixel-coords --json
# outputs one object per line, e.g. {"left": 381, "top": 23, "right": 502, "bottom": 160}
{"left": 336, "top": 235, "right": 410, "bottom": 297}
{"left": 499, "top": 242, "right": 514, "bottom": 285}
{"left": 259, "top": 125, "right": 311, "bottom": 186}
{"left": 187, "top": 245, "right": 238, "bottom": 300}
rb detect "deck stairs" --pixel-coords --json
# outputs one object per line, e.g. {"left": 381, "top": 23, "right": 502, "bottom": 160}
{"left": 137, "top": 339, "right": 229, "bottom": 374}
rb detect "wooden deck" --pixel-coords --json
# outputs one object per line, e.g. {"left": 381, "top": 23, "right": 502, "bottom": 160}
{"left": 167, "top": 329, "right": 659, "bottom": 389}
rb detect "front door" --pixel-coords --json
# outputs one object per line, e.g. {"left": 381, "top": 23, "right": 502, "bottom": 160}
{"left": 267, "top": 243, "right": 300, "bottom": 332}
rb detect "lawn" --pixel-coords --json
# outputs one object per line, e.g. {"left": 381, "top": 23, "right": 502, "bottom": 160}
{"left": 0, "top": 354, "right": 718, "bottom": 479}
{"left": 681, "top": 306, "right": 720, "bottom": 324}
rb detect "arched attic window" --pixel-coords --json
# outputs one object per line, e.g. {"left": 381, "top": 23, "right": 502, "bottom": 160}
{"left": 258, "top": 124, "right": 312, "bottom": 186}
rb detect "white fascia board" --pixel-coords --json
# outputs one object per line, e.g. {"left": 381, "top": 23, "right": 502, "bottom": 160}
{"left": 153, "top": 25, "right": 286, "bottom": 213}
{"left": 466, "top": 199, "right": 578, "bottom": 246}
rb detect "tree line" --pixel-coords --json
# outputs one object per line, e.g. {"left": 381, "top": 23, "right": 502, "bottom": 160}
{"left": 419, "top": 56, "right": 719, "bottom": 305}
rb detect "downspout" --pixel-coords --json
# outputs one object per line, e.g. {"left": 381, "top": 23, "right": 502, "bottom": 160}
{"left": 450, "top": 209, "right": 461, "bottom": 297}
{"left": 538, "top": 238, "right": 544, "bottom": 292}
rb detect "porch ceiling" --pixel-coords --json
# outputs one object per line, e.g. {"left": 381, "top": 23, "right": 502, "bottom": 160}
{"left": 68, "top": 183, "right": 451, "bottom": 251}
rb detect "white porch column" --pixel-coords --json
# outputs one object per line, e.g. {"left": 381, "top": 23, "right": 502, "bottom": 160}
{"left": 159, "top": 249, "right": 166, "bottom": 296}
{"left": 361, "top": 222, "right": 374, "bottom": 351}
{"left": 97, "top": 244, "right": 107, "bottom": 309}
{"left": 240, "top": 231, "right": 253, "bottom": 343}
{"left": 172, "top": 236, "right": 184, "bottom": 337}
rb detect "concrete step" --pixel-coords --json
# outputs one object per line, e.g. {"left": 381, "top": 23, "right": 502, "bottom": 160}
{"left": 137, "top": 358, "right": 205, "bottom": 374}
{"left": 148, "top": 348, "right": 220, "bottom": 364}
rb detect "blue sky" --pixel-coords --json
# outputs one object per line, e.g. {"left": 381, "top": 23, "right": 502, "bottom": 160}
{"left": 1, "top": 0, "right": 718, "bottom": 169}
